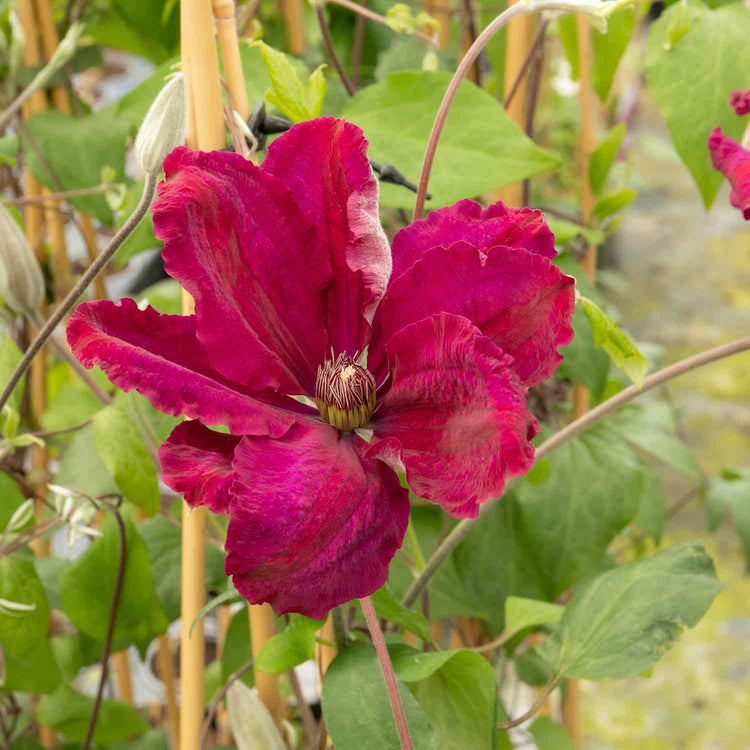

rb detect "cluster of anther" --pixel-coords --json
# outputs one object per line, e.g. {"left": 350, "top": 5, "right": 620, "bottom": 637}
{"left": 314, "top": 352, "right": 377, "bottom": 432}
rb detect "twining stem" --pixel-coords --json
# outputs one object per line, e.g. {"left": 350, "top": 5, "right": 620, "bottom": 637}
{"left": 325, "top": 0, "right": 435, "bottom": 45}
{"left": 402, "top": 336, "right": 750, "bottom": 608}
{"left": 82, "top": 510, "right": 127, "bottom": 750}
{"left": 316, "top": 5, "right": 355, "bottom": 95}
{"left": 504, "top": 18, "right": 548, "bottom": 109}
{"left": 1, "top": 184, "right": 112, "bottom": 206}
{"left": 360, "top": 596, "right": 413, "bottom": 750}
{"left": 405, "top": 521, "right": 426, "bottom": 572}
{"left": 0, "top": 173, "right": 157, "bottom": 417}
{"left": 497, "top": 675, "right": 560, "bottom": 729}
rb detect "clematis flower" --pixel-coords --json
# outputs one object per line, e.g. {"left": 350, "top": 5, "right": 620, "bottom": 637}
{"left": 709, "top": 127, "right": 750, "bottom": 220}
{"left": 730, "top": 89, "right": 750, "bottom": 117}
{"left": 67, "top": 118, "right": 575, "bottom": 619}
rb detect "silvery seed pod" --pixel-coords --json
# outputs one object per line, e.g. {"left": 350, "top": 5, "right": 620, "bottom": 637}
{"left": 0, "top": 204, "right": 45, "bottom": 315}
{"left": 134, "top": 73, "right": 187, "bottom": 176}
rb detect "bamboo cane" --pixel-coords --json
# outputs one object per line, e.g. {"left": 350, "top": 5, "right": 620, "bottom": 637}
{"left": 214, "top": 607, "right": 232, "bottom": 744}
{"left": 250, "top": 604, "right": 286, "bottom": 727}
{"left": 17, "top": 2, "right": 52, "bottom": 745}
{"left": 156, "top": 634, "right": 180, "bottom": 749}
{"left": 180, "top": 3, "right": 225, "bottom": 750}
{"left": 425, "top": 0, "right": 452, "bottom": 48}
{"left": 33, "top": 0, "right": 106, "bottom": 301}
{"left": 494, "top": 0, "right": 532, "bottom": 207}
{"left": 213, "top": 0, "right": 250, "bottom": 121}
{"left": 562, "top": 16, "right": 598, "bottom": 749}
{"left": 281, "top": 0, "right": 306, "bottom": 54}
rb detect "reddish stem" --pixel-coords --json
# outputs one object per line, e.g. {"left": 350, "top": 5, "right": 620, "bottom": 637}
{"left": 360, "top": 596, "right": 413, "bottom": 750}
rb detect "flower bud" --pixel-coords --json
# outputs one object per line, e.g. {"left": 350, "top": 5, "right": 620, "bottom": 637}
{"left": 135, "top": 73, "right": 187, "bottom": 176}
{"left": 0, "top": 203, "right": 45, "bottom": 315}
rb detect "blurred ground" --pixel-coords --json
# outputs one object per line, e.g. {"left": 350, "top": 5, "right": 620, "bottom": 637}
{"left": 581, "top": 96, "right": 750, "bottom": 750}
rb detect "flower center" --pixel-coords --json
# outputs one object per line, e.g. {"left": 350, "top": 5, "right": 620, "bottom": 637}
{"left": 315, "top": 353, "right": 376, "bottom": 431}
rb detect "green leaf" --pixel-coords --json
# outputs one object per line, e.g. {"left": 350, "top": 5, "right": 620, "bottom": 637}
{"left": 375, "top": 35, "right": 453, "bottom": 80}
{"left": 55, "top": 426, "right": 119, "bottom": 499}
{"left": 221, "top": 606, "right": 254, "bottom": 688}
{"left": 368, "top": 583, "right": 432, "bottom": 643}
{"left": 113, "top": 180, "right": 158, "bottom": 267}
{"left": 557, "top": 15, "right": 579, "bottom": 80}
{"left": 592, "top": 8, "right": 635, "bottom": 101}
{"left": 93, "top": 405, "right": 160, "bottom": 516}
{"left": 136, "top": 279, "right": 184, "bottom": 315}
{"left": 322, "top": 645, "right": 435, "bottom": 750}
{"left": 505, "top": 596, "right": 564, "bottom": 636}
{"left": 255, "top": 41, "right": 326, "bottom": 122}
{"left": 342, "top": 71, "right": 559, "bottom": 209}
{"left": 557, "top": 305, "right": 611, "bottom": 398}
{"left": 111, "top": 729, "right": 170, "bottom": 750}
{"left": 538, "top": 543, "right": 721, "bottom": 680}
{"left": 0, "top": 334, "right": 24, "bottom": 413}
{"left": 0, "top": 557, "right": 50, "bottom": 653}
{"left": 667, "top": 0, "right": 692, "bottom": 47}
{"left": 455, "top": 494, "right": 549, "bottom": 632}
{"left": 3, "top": 637, "right": 61, "bottom": 693}
{"left": 398, "top": 648, "right": 497, "bottom": 750}
{"left": 546, "top": 218, "right": 604, "bottom": 247}
{"left": 255, "top": 613, "right": 325, "bottom": 673}
{"left": 592, "top": 188, "right": 637, "bottom": 222}
{"left": 38, "top": 685, "right": 148, "bottom": 742}
{"left": 589, "top": 123, "right": 626, "bottom": 195}
{"left": 580, "top": 296, "right": 649, "bottom": 388}
{"left": 21, "top": 111, "right": 128, "bottom": 223}
{"left": 139, "top": 514, "right": 226, "bottom": 622}
{"left": 645, "top": 2, "right": 750, "bottom": 207}
{"left": 528, "top": 717, "right": 576, "bottom": 750}
{"left": 0, "top": 474, "right": 26, "bottom": 532}
{"left": 515, "top": 420, "right": 646, "bottom": 596}
{"left": 604, "top": 402, "right": 701, "bottom": 479}
{"left": 60, "top": 515, "right": 168, "bottom": 653}
{"left": 0, "top": 134, "right": 19, "bottom": 166}
{"left": 632, "top": 464, "right": 667, "bottom": 543}
{"left": 39, "top": 379, "right": 102, "bottom": 435}
{"left": 114, "top": 390, "right": 180, "bottom": 445}
{"left": 190, "top": 588, "right": 241, "bottom": 637}
{"left": 707, "top": 468, "right": 750, "bottom": 571}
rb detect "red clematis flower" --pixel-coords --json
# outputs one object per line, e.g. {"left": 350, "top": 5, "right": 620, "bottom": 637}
{"left": 709, "top": 127, "right": 750, "bottom": 221}
{"left": 67, "top": 118, "right": 575, "bottom": 619}
{"left": 730, "top": 89, "right": 750, "bottom": 116}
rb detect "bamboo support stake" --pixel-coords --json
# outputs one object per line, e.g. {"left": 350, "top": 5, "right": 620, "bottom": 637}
{"left": 562, "top": 16, "right": 597, "bottom": 749}
{"left": 250, "top": 604, "right": 286, "bottom": 726}
{"left": 34, "top": 0, "right": 105, "bottom": 300}
{"left": 494, "top": 0, "right": 532, "bottom": 207}
{"left": 460, "top": 0, "right": 479, "bottom": 84}
{"left": 281, "top": 0, "right": 306, "bottom": 54}
{"left": 113, "top": 651, "right": 134, "bottom": 704}
{"left": 425, "top": 0, "right": 452, "bottom": 48}
{"left": 214, "top": 607, "right": 232, "bottom": 744}
{"left": 179, "top": 4, "right": 225, "bottom": 749}
{"left": 212, "top": 0, "right": 250, "bottom": 120}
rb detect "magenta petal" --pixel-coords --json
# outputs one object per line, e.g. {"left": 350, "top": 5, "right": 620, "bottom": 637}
{"left": 371, "top": 241, "right": 575, "bottom": 387}
{"left": 709, "top": 127, "right": 750, "bottom": 220}
{"left": 159, "top": 421, "right": 240, "bottom": 513}
{"left": 262, "top": 118, "right": 391, "bottom": 354}
{"left": 224, "top": 421, "right": 409, "bottom": 618}
{"left": 370, "top": 313, "right": 538, "bottom": 519}
{"left": 154, "top": 147, "right": 332, "bottom": 395}
{"left": 390, "top": 199, "right": 556, "bottom": 281}
{"left": 730, "top": 90, "right": 750, "bottom": 116}
{"left": 67, "top": 299, "right": 301, "bottom": 437}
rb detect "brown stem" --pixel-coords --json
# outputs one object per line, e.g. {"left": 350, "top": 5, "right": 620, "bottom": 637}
{"left": 326, "top": 0, "right": 435, "bottom": 45}
{"left": 503, "top": 19, "right": 548, "bottom": 109}
{"left": 30, "top": 418, "right": 92, "bottom": 438}
{"left": 521, "top": 23, "right": 545, "bottom": 206}
{"left": 351, "top": 0, "right": 367, "bottom": 90}
{"left": 2, "top": 184, "right": 111, "bottom": 206}
{"left": 317, "top": 6, "right": 355, "bottom": 96}
{"left": 360, "top": 596, "right": 413, "bottom": 749}
{"left": 0, "top": 174, "right": 157, "bottom": 416}
{"left": 288, "top": 667, "right": 318, "bottom": 749}
{"left": 497, "top": 675, "right": 560, "bottom": 729}
{"left": 402, "top": 335, "right": 750, "bottom": 608}
{"left": 81, "top": 510, "right": 127, "bottom": 750}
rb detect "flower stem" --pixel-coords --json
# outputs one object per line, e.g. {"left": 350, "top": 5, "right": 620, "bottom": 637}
{"left": 325, "top": 0, "right": 435, "bottom": 46}
{"left": 0, "top": 173, "right": 157, "bottom": 417}
{"left": 317, "top": 5, "right": 355, "bottom": 96}
{"left": 360, "top": 595, "right": 413, "bottom": 750}
{"left": 405, "top": 520, "right": 426, "bottom": 572}
{"left": 82, "top": 509, "right": 127, "bottom": 750}
{"left": 402, "top": 335, "right": 750, "bottom": 608}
